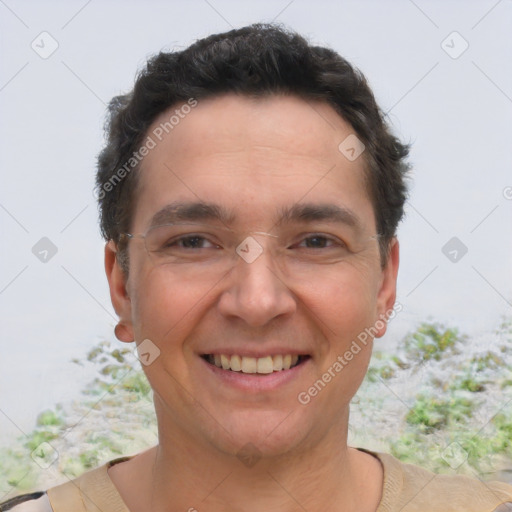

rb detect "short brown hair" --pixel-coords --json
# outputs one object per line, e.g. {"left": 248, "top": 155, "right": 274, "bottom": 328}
{"left": 95, "top": 23, "right": 410, "bottom": 272}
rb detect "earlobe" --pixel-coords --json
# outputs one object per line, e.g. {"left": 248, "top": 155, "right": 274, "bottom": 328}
{"left": 114, "top": 322, "right": 134, "bottom": 343}
{"left": 105, "top": 241, "right": 134, "bottom": 343}
{"left": 374, "top": 238, "right": 400, "bottom": 338}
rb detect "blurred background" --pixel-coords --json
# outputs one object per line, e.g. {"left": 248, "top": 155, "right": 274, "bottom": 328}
{"left": 1, "top": 0, "right": 511, "bottom": 496}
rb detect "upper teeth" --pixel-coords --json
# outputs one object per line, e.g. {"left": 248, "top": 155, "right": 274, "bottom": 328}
{"left": 209, "top": 354, "right": 300, "bottom": 373}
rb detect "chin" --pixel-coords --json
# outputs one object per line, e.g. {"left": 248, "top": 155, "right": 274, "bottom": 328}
{"left": 206, "top": 408, "right": 315, "bottom": 461}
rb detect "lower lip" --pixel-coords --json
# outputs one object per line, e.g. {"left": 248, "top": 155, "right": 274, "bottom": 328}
{"left": 200, "top": 357, "right": 310, "bottom": 392}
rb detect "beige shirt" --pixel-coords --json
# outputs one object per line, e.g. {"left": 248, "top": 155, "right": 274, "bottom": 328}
{"left": 5, "top": 450, "right": 512, "bottom": 511}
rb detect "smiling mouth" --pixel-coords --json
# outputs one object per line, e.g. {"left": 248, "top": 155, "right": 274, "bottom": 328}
{"left": 202, "top": 354, "right": 310, "bottom": 374}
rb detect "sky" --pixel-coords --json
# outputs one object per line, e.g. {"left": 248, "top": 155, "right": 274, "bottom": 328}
{"left": 1, "top": 0, "right": 511, "bottom": 444}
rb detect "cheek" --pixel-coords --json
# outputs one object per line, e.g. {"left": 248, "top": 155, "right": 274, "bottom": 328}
{"left": 129, "top": 266, "right": 214, "bottom": 345}
{"left": 128, "top": 268, "right": 209, "bottom": 405}
{"left": 295, "top": 264, "right": 379, "bottom": 402}
{"left": 296, "top": 264, "right": 379, "bottom": 340}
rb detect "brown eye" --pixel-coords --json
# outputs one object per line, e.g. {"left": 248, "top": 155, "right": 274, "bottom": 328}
{"left": 297, "top": 235, "right": 340, "bottom": 249}
{"left": 303, "top": 236, "right": 330, "bottom": 248}
{"left": 175, "top": 236, "right": 212, "bottom": 249}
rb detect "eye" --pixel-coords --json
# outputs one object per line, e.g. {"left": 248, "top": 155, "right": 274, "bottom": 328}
{"left": 295, "top": 234, "right": 344, "bottom": 250}
{"left": 166, "top": 235, "right": 218, "bottom": 250}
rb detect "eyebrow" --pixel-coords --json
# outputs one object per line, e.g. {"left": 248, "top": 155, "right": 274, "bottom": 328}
{"left": 148, "top": 201, "right": 237, "bottom": 229}
{"left": 274, "top": 203, "right": 362, "bottom": 231}
{"left": 148, "top": 201, "right": 362, "bottom": 232}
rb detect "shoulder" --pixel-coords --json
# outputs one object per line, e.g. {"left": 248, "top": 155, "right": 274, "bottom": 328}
{"left": 1, "top": 454, "right": 136, "bottom": 512}
{"left": 0, "top": 491, "right": 53, "bottom": 512}
{"left": 374, "top": 451, "right": 512, "bottom": 512}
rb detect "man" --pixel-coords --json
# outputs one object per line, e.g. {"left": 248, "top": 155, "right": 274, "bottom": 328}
{"left": 3, "top": 23, "right": 511, "bottom": 512}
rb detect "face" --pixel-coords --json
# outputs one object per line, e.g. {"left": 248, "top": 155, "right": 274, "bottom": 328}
{"left": 106, "top": 94, "right": 399, "bottom": 458}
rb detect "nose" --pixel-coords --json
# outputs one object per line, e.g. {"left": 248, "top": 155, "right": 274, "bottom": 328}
{"left": 217, "top": 240, "right": 297, "bottom": 327}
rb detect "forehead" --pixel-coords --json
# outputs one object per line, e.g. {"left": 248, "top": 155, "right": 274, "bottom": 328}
{"left": 132, "top": 94, "right": 374, "bottom": 232}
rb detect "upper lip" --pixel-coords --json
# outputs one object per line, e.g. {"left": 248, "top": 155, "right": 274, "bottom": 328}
{"left": 199, "top": 349, "right": 310, "bottom": 358}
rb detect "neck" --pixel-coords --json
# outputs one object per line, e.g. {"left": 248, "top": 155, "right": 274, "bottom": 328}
{"left": 139, "top": 407, "right": 382, "bottom": 512}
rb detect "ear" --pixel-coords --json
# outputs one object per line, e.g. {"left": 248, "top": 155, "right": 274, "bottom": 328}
{"left": 105, "top": 240, "right": 134, "bottom": 343}
{"left": 374, "top": 237, "right": 400, "bottom": 338}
